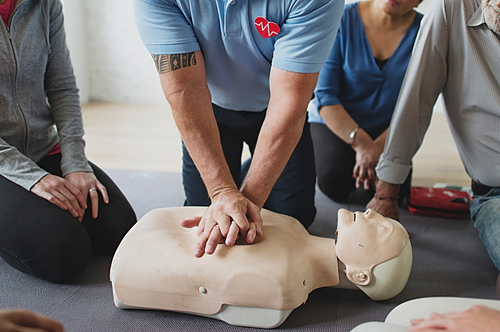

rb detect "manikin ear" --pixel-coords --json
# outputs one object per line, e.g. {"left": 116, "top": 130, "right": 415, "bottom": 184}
{"left": 346, "top": 267, "right": 372, "bottom": 286}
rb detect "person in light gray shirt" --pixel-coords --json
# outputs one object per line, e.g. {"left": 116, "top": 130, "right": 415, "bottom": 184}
{"left": 366, "top": 0, "right": 500, "bottom": 270}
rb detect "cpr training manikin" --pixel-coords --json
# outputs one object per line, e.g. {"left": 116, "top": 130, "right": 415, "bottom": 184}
{"left": 110, "top": 207, "right": 412, "bottom": 328}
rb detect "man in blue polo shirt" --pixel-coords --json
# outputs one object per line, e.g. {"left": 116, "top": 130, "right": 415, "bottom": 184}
{"left": 133, "top": 0, "right": 343, "bottom": 257}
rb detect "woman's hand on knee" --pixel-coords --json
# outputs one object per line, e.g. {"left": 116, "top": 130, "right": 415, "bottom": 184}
{"left": 31, "top": 174, "right": 86, "bottom": 221}
{"left": 65, "top": 172, "right": 109, "bottom": 220}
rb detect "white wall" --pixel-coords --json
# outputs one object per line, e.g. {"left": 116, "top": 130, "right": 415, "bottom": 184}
{"left": 84, "top": 0, "right": 165, "bottom": 104}
{"left": 63, "top": 0, "right": 165, "bottom": 104}
{"left": 61, "top": 0, "right": 89, "bottom": 103}
{"left": 63, "top": 0, "right": 434, "bottom": 106}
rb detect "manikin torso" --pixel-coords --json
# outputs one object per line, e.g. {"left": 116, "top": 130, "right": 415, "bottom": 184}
{"left": 112, "top": 208, "right": 339, "bottom": 313}
{"left": 110, "top": 207, "right": 411, "bottom": 328}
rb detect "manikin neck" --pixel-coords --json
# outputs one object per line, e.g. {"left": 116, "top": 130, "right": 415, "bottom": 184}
{"left": 334, "top": 259, "right": 359, "bottom": 290}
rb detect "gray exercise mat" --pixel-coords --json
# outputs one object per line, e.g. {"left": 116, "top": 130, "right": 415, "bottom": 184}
{"left": 0, "top": 169, "right": 497, "bottom": 331}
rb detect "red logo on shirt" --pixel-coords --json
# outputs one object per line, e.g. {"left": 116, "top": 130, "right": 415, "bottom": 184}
{"left": 254, "top": 17, "right": 280, "bottom": 38}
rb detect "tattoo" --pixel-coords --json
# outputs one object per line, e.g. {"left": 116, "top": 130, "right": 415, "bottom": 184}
{"left": 152, "top": 52, "right": 197, "bottom": 74}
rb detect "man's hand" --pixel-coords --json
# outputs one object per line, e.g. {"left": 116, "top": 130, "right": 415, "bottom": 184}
{"left": 31, "top": 174, "right": 86, "bottom": 221}
{"left": 366, "top": 180, "right": 401, "bottom": 220}
{"left": 180, "top": 189, "right": 264, "bottom": 257}
{"left": 65, "top": 172, "right": 109, "bottom": 219}
{"left": 408, "top": 305, "right": 500, "bottom": 331}
{"left": 0, "top": 309, "right": 64, "bottom": 332}
{"left": 366, "top": 196, "right": 400, "bottom": 220}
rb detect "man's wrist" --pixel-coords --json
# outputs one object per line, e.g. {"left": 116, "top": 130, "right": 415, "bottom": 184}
{"left": 240, "top": 183, "right": 266, "bottom": 209}
{"left": 375, "top": 180, "right": 400, "bottom": 198}
{"left": 373, "top": 194, "right": 399, "bottom": 201}
{"left": 209, "top": 183, "right": 240, "bottom": 201}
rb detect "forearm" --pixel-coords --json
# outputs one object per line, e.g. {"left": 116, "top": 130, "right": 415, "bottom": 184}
{"left": 0, "top": 147, "right": 48, "bottom": 190}
{"left": 320, "top": 104, "right": 374, "bottom": 150}
{"left": 159, "top": 51, "right": 237, "bottom": 199}
{"left": 173, "top": 90, "right": 236, "bottom": 198}
{"left": 241, "top": 107, "right": 307, "bottom": 207}
{"left": 240, "top": 67, "right": 318, "bottom": 207}
{"left": 375, "top": 180, "right": 400, "bottom": 198}
{"left": 374, "top": 128, "right": 389, "bottom": 149}
{"left": 320, "top": 104, "right": 359, "bottom": 144}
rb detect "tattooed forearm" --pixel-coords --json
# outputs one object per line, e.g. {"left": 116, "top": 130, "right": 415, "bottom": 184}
{"left": 152, "top": 52, "right": 197, "bottom": 74}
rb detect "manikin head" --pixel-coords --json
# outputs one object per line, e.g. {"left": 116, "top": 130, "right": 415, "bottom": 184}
{"left": 335, "top": 209, "right": 412, "bottom": 301}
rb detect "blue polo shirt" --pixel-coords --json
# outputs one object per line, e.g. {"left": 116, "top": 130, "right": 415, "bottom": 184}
{"left": 133, "top": 0, "right": 344, "bottom": 112}
{"left": 308, "top": 2, "right": 423, "bottom": 137}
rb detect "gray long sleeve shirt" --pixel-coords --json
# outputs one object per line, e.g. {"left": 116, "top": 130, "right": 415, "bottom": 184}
{"left": 0, "top": 0, "right": 91, "bottom": 190}
{"left": 376, "top": 0, "right": 500, "bottom": 188}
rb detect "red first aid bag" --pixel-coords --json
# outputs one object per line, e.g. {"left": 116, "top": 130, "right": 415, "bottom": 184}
{"left": 407, "top": 187, "right": 471, "bottom": 218}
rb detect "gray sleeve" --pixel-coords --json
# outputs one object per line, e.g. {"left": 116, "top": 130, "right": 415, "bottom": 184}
{"left": 375, "top": 0, "right": 449, "bottom": 185}
{"left": 0, "top": 138, "right": 49, "bottom": 190}
{"left": 45, "top": 0, "right": 92, "bottom": 177}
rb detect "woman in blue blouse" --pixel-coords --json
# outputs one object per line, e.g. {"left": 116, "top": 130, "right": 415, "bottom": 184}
{"left": 309, "top": 0, "right": 423, "bottom": 203}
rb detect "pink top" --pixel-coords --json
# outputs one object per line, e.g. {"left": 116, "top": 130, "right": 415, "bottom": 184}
{"left": 45, "top": 143, "right": 61, "bottom": 157}
{"left": 0, "top": 0, "right": 16, "bottom": 26}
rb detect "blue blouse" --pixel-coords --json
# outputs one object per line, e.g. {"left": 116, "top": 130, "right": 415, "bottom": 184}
{"left": 308, "top": 3, "right": 423, "bottom": 137}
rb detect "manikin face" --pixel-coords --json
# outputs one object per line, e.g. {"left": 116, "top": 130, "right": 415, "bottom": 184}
{"left": 483, "top": 0, "right": 500, "bottom": 34}
{"left": 335, "top": 209, "right": 409, "bottom": 285}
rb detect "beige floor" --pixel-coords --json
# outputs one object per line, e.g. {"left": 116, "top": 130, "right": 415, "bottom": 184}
{"left": 81, "top": 102, "right": 470, "bottom": 188}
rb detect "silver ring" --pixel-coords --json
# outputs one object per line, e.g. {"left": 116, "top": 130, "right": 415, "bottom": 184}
{"left": 89, "top": 188, "right": 97, "bottom": 193}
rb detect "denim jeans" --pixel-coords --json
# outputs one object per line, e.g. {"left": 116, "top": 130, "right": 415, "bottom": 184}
{"left": 470, "top": 187, "right": 500, "bottom": 271}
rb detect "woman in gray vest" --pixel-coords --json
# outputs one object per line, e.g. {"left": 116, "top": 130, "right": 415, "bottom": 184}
{"left": 0, "top": 0, "right": 136, "bottom": 283}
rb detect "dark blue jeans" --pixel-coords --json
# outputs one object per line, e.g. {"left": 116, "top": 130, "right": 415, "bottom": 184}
{"left": 182, "top": 104, "right": 317, "bottom": 228}
{"left": 471, "top": 188, "right": 500, "bottom": 270}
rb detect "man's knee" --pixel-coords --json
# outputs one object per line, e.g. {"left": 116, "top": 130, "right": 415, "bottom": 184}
{"left": 317, "top": 176, "right": 352, "bottom": 203}
{"left": 471, "top": 196, "right": 500, "bottom": 270}
{"left": 264, "top": 188, "right": 316, "bottom": 228}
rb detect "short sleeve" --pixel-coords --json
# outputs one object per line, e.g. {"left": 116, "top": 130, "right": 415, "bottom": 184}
{"left": 133, "top": 0, "right": 200, "bottom": 54}
{"left": 272, "top": 0, "right": 344, "bottom": 73}
{"left": 314, "top": 27, "right": 344, "bottom": 108}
